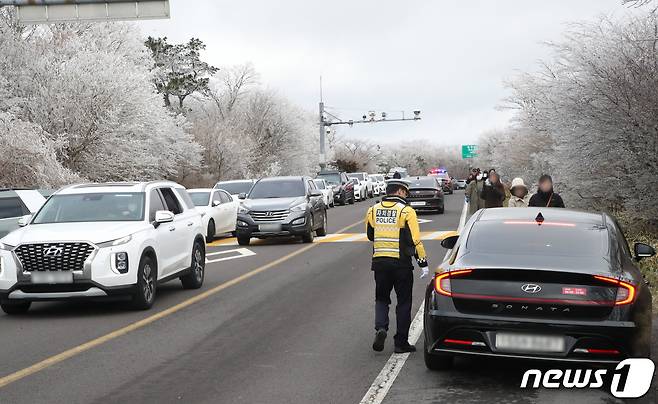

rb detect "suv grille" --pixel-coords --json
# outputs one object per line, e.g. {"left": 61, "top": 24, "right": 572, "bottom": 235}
{"left": 250, "top": 210, "right": 290, "bottom": 222}
{"left": 15, "top": 242, "right": 95, "bottom": 272}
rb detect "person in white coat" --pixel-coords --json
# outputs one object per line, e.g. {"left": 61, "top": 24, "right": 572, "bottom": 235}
{"left": 508, "top": 177, "right": 530, "bottom": 208}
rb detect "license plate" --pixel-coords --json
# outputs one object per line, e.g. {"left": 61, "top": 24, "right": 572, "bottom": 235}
{"left": 495, "top": 333, "right": 565, "bottom": 353}
{"left": 31, "top": 271, "right": 73, "bottom": 284}
{"left": 259, "top": 224, "right": 282, "bottom": 232}
{"left": 410, "top": 201, "right": 426, "bottom": 207}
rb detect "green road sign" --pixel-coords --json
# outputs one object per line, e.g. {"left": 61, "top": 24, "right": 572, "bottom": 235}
{"left": 462, "top": 144, "right": 478, "bottom": 159}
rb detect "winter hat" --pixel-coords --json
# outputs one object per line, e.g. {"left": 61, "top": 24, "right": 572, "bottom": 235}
{"left": 510, "top": 177, "right": 527, "bottom": 192}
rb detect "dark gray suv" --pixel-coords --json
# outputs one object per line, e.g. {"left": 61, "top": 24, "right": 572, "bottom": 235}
{"left": 236, "top": 176, "right": 328, "bottom": 245}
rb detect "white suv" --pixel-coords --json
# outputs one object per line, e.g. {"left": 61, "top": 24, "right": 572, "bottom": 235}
{"left": 0, "top": 181, "right": 206, "bottom": 314}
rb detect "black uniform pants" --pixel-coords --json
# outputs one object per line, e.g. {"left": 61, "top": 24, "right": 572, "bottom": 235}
{"left": 373, "top": 259, "right": 413, "bottom": 347}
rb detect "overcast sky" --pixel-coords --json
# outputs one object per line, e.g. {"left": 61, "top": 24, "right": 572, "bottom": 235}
{"left": 141, "top": 0, "right": 631, "bottom": 146}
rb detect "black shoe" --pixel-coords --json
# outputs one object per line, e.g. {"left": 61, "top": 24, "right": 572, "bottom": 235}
{"left": 394, "top": 343, "right": 417, "bottom": 353}
{"left": 372, "top": 329, "right": 387, "bottom": 352}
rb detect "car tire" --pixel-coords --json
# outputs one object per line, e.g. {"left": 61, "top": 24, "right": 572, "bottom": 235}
{"left": 132, "top": 255, "right": 157, "bottom": 310}
{"left": 302, "top": 217, "right": 315, "bottom": 243}
{"left": 316, "top": 211, "right": 328, "bottom": 237}
{"left": 424, "top": 339, "right": 454, "bottom": 370}
{"left": 237, "top": 235, "right": 251, "bottom": 246}
{"left": 181, "top": 240, "right": 205, "bottom": 290}
{"left": 438, "top": 206, "right": 445, "bottom": 214}
{"left": 349, "top": 195, "right": 355, "bottom": 205}
{"left": 206, "top": 220, "right": 216, "bottom": 243}
{"left": 1, "top": 300, "right": 31, "bottom": 315}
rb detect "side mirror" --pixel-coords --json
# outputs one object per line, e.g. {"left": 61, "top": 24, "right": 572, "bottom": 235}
{"left": 212, "top": 200, "right": 221, "bottom": 207}
{"left": 634, "top": 242, "right": 656, "bottom": 261}
{"left": 238, "top": 193, "right": 247, "bottom": 200}
{"left": 310, "top": 190, "right": 322, "bottom": 197}
{"left": 441, "top": 235, "right": 459, "bottom": 250}
{"left": 154, "top": 210, "right": 174, "bottom": 225}
{"left": 17, "top": 215, "right": 32, "bottom": 227}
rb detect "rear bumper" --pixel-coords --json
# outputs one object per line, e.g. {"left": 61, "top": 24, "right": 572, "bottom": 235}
{"left": 407, "top": 197, "right": 444, "bottom": 210}
{"left": 424, "top": 291, "right": 640, "bottom": 364}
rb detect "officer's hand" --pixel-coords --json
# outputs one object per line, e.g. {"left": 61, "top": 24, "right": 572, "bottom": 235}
{"left": 420, "top": 266, "right": 430, "bottom": 279}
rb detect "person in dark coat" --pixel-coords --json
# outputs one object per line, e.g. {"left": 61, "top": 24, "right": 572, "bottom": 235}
{"left": 480, "top": 171, "right": 505, "bottom": 208}
{"left": 528, "top": 174, "right": 565, "bottom": 208}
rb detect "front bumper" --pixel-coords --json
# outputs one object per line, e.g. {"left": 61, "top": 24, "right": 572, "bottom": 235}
{"left": 236, "top": 211, "right": 311, "bottom": 238}
{"left": 0, "top": 244, "right": 141, "bottom": 302}
{"left": 424, "top": 291, "right": 638, "bottom": 364}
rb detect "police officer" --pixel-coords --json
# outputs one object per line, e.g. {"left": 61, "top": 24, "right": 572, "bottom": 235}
{"left": 365, "top": 179, "right": 429, "bottom": 353}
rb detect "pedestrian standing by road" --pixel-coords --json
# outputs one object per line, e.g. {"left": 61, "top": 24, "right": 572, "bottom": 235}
{"left": 366, "top": 179, "right": 429, "bottom": 353}
{"left": 465, "top": 171, "right": 485, "bottom": 216}
{"left": 508, "top": 177, "right": 530, "bottom": 207}
{"left": 480, "top": 171, "right": 506, "bottom": 208}
{"left": 529, "top": 174, "right": 565, "bottom": 208}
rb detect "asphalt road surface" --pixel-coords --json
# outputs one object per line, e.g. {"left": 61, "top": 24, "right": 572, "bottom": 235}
{"left": 0, "top": 191, "right": 655, "bottom": 404}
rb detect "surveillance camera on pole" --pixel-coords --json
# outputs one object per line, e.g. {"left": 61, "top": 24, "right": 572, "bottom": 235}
{"left": 413, "top": 110, "right": 421, "bottom": 120}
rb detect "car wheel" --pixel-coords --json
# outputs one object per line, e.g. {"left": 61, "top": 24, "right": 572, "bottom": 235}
{"left": 316, "top": 211, "right": 328, "bottom": 237}
{"left": 181, "top": 240, "right": 205, "bottom": 289}
{"left": 349, "top": 194, "right": 355, "bottom": 204}
{"left": 0, "top": 300, "right": 31, "bottom": 315}
{"left": 302, "top": 217, "right": 315, "bottom": 243}
{"left": 132, "top": 255, "right": 156, "bottom": 310}
{"left": 206, "top": 219, "right": 216, "bottom": 243}
{"left": 237, "top": 235, "right": 251, "bottom": 246}
{"left": 424, "top": 338, "right": 454, "bottom": 370}
{"left": 438, "top": 206, "right": 445, "bottom": 214}
{"left": 631, "top": 294, "right": 652, "bottom": 357}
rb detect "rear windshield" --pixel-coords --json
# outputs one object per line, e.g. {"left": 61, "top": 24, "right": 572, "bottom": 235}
{"left": 215, "top": 181, "right": 253, "bottom": 195}
{"left": 348, "top": 173, "right": 366, "bottom": 181}
{"left": 466, "top": 221, "right": 608, "bottom": 257}
{"left": 410, "top": 178, "right": 438, "bottom": 188}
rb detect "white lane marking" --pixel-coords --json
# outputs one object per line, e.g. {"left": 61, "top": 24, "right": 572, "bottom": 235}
{"left": 205, "top": 248, "right": 255, "bottom": 263}
{"left": 359, "top": 303, "right": 425, "bottom": 404}
{"left": 417, "top": 218, "right": 433, "bottom": 224}
{"left": 360, "top": 202, "right": 468, "bottom": 404}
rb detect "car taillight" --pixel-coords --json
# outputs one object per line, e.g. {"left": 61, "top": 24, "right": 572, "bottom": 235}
{"left": 593, "top": 275, "right": 636, "bottom": 305}
{"left": 434, "top": 269, "right": 472, "bottom": 296}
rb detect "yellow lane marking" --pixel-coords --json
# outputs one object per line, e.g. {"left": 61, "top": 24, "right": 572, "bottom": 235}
{"left": 0, "top": 220, "right": 364, "bottom": 389}
{"left": 315, "top": 233, "right": 356, "bottom": 243}
{"left": 207, "top": 237, "right": 237, "bottom": 247}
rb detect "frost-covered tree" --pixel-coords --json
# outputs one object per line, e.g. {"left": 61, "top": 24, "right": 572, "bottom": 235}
{"left": 483, "top": 14, "right": 658, "bottom": 223}
{"left": 0, "top": 10, "right": 201, "bottom": 185}
{"left": 145, "top": 36, "right": 218, "bottom": 110}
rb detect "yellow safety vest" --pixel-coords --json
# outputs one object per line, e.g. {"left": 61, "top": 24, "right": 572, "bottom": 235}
{"left": 365, "top": 197, "right": 427, "bottom": 261}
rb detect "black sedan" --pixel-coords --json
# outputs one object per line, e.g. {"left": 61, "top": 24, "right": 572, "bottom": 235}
{"left": 424, "top": 207, "right": 656, "bottom": 370}
{"left": 407, "top": 176, "right": 444, "bottom": 214}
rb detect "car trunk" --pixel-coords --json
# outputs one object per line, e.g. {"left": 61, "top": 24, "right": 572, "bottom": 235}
{"left": 446, "top": 268, "right": 620, "bottom": 320}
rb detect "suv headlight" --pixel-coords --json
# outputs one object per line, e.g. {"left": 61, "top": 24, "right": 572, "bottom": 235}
{"left": 290, "top": 202, "right": 308, "bottom": 212}
{"left": 98, "top": 235, "right": 132, "bottom": 248}
{"left": 0, "top": 242, "right": 15, "bottom": 251}
{"left": 238, "top": 205, "right": 250, "bottom": 214}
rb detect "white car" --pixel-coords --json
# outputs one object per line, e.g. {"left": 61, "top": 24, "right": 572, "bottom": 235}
{"left": 0, "top": 181, "right": 206, "bottom": 314}
{"left": 214, "top": 179, "right": 255, "bottom": 201}
{"left": 0, "top": 189, "right": 47, "bottom": 238}
{"left": 349, "top": 177, "right": 367, "bottom": 201}
{"left": 348, "top": 172, "right": 374, "bottom": 198}
{"left": 369, "top": 174, "right": 386, "bottom": 196}
{"left": 188, "top": 188, "right": 239, "bottom": 242}
{"left": 313, "top": 179, "right": 335, "bottom": 208}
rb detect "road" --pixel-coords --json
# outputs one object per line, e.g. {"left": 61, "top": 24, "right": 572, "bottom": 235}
{"left": 0, "top": 191, "right": 655, "bottom": 404}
